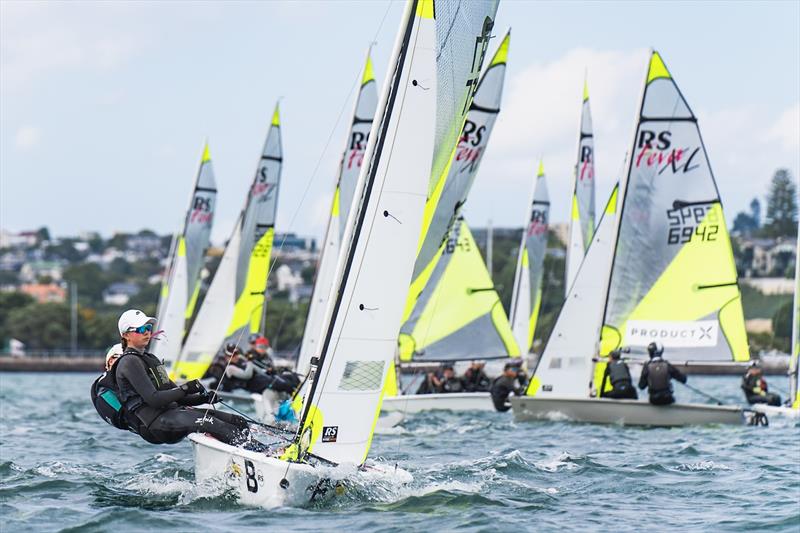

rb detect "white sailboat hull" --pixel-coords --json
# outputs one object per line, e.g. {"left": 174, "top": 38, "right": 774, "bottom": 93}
{"left": 510, "top": 396, "right": 748, "bottom": 427}
{"left": 382, "top": 392, "right": 494, "bottom": 413}
{"left": 190, "top": 434, "right": 411, "bottom": 508}
{"left": 751, "top": 404, "right": 800, "bottom": 419}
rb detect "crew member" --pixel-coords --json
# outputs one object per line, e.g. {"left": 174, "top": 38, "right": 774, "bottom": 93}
{"left": 247, "top": 334, "right": 276, "bottom": 372}
{"left": 439, "top": 364, "right": 464, "bottom": 393}
{"left": 463, "top": 361, "right": 491, "bottom": 392}
{"left": 741, "top": 361, "right": 781, "bottom": 406}
{"left": 491, "top": 362, "right": 526, "bottom": 412}
{"left": 222, "top": 343, "right": 296, "bottom": 395}
{"left": 113, "top": 309, "right": 252, "bottom": 446}
{"left": 599, "top": 350, "right": 638, "bottom": 400}
{"left": 638, "top": 341, "right": 687, "bottom": 405}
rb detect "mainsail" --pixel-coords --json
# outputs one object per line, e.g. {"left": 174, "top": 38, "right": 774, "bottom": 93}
{"left": 288, "top": 0, "right": 498, "bottom": 465}
{"left": 396, "top": 30, "right": 511, "bottom": 363}
{"left": 172, "top": 105, "right": 283, "bottom": 381}
{"left": 296, "top": 52, "right": 378, "bottom": 375}
{"left": 565, "top": 79, "right": 597, "bottom": 294}
{"left": 601, "top": 51, "right": 749, "bottom": 363}
{"left": 405, "top": 29, "right": 510, "bottom": 315}
{"left": 398, "top": 214, "right": 518, "bottom": 362}
{"left": 509, "top": 161, "right": 550, "bottom": 355}
{"left": 152, "top": 143, "right": 217, "bottom": 367}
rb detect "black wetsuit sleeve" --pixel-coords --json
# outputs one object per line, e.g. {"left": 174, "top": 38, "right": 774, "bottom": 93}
{"left": 638, "top": 363, "right": 649, "bottom": 390}
{"left": 669, "top": 363, "right": 687, "bottom": 383}
{"left": 599, "top": 366, "right": 610, "bottom": 397}
{"left": 178, "top": 393, "right": 208, "bottom": 406}
{"left": 119, "top": 356, "right": 185, "bottom": 408}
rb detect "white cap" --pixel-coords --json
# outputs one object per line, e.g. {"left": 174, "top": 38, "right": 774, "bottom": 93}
{"left": 105, "top": 343, "right": 123, "bottom": 365}
{"left": 118, "top": 309, "right": 156, "bottom": 335}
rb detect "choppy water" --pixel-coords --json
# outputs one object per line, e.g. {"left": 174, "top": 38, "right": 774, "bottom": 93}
{"left": 1, "top": 373, "right": 798, "bottom": 532}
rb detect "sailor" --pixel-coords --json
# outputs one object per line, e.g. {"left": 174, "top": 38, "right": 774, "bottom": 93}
{"left": 112, "top": 309, "right": 252, "bottom": 446}
{"left": 222, "top": 343, "right": 296, "bottom": 395}
{"left": 741, "top": 361, "right": 781, "bottom": 406}
{"left": 599, "top": 350, "right": 638, "bottom": 400}
{"left": 247, "top": 334, "right": 276, "bottom": 372}
{"left": 638, "top": 341, "right": 687, "bottom": 405}
{"left": 491, "top": 362, "right": 526, "bottom": 412}
{"left": 439, "top": 364, "right": 465, "bottom": 393}
{"left": 91, "top": 343, "right": 130, "bottom": 431}
{"left": 463, "top": 360, "right": 491, "bottom": 392}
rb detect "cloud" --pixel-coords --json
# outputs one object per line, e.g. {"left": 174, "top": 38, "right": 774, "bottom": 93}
{"left": 474, "top": 48, "right": 799, "bottom": 228}
{"left": 14, "top": 126, "right": 41, "bottom": 151}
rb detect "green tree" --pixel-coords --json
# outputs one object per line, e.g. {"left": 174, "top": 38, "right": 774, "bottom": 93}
{"left": 63, "top": 263, "right": 107, "bottom": 304}
{"left": 0, "top": 292, "right": 34, "bottom": 344}
{"left": 763, "top": 169, "right": 798, "bottom": 237}
{"left": 6, "top": 303, "right": 71, "bottom": 349}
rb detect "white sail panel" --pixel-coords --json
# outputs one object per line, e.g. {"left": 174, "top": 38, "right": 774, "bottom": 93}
{"left": 152, "top": 237, "right": 189, "bottom": 366}
{"left": 791, "top": 223, "right": 799, "bottom": 409}
{"left": 601, "top": 51, "right": 748, "bottom": 363}
{"left": 510, "top": 161, "right": 549, "bottom": 354}
{"left": 294, "top": 0, "right": 498, "bottom": 465}
{"left": 527, "top": 185, "right": 618, "bottom": 399}
{"left": 565, "top": 80, "right": 596, "bottom": 294}
{"left": 297, "top": 54, "right": 379, "bottom": 375}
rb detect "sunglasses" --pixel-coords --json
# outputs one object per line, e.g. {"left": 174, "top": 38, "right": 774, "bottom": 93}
{"left": 128, "top": 323, "right": 153, "bottom": 334}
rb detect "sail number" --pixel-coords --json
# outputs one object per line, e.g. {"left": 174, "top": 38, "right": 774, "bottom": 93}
{"left": 244, "top": 459, "right": 259, "bottom": 493}
{"left": 666, "top": 204, "right": 718, "bottom": 245}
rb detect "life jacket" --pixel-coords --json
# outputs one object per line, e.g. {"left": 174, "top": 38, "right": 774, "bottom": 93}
{"left": 90, "top": 356, "right": 134, "bottom": 432}
{"left": 116, "top": 348, "right": 173, "bottom": 421}
{"left": 608, "top": 361, "right": 633, "bottom": 389}
{"left": 646, "top": 360, "right": 671, "bottom": 394}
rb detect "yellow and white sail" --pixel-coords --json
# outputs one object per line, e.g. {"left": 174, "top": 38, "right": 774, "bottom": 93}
{"left": 565, "top": 78, "right": 597, "bottom": 294}
{"left": 527, "top": 50, "right": 749, "bottom": 399}
{"left": 790, "top": 221, "right": 799, "bottom": 409}
{"left": 296, "top": 52, "right": 378, "bottom": 375}
{"left": 509, "top": 161, "right": 549, "bottom": 355}
{"left": 287, "top": 0, "right": 499, "bottom": 466}
{"left": 171, "top": 105, "right": 283, "bottom": 381}
{"left": 152, "top": 143, "right": 217, "bottom": 367}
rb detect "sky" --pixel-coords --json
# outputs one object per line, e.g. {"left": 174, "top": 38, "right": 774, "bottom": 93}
{"left": 1, "top": 0, "right": 798, "bottom": 246}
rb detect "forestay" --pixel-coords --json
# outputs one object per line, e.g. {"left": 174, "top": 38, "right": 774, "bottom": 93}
{"left": 600, "top": 51, "right": 749, "bottom": 363}
{"left": 565, "top": 80, "right": 597, "bottom": 295}
{"left": 398, "top": 214, "right": 518, "bottom": 362}
{"left": 292, "top": 0, "right": 498, "bottom": 465}
{"left": 152, "top": 144, "right": 217, "bottom": 367}
{"left": 296, "top": 53, "right": 378, "bottom": 375}
{"left": 509, "top": 161, "right": 550, "bottom": 355}
{"left": 172, "top": 106, "right": 283, "bottom": 381}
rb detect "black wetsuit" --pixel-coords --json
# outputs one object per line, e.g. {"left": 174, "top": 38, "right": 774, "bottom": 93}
{"left": 491, "top": 374, "right": 523, "bottom": 412}
{"left": 600, "top": 360, "right": 638, "bottom": 400}
{"left": 463, "top": 368, "right": 491, "bottom": 392}
{"left": 741, "top": 372, "right": 781, "bottom": 406}
{"left": 441, "top": 376, "right": 464, "bottom": 393}
{"left": 220, "top": 358, "right": 297, "bottom": 395}
{"left": 115, "top": 347, "right": 250, "bottom": 445}
{"left": 638, "top": 357, "right": 687, "bottom": 405}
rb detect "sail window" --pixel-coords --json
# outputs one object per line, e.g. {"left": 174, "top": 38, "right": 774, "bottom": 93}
{"left": 338, "top": 361, "right": 386, "bottom": 391}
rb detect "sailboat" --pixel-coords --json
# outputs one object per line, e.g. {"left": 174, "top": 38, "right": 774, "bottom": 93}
{"left": 190, "top": 0, "right": 500, "bottom": 507}
{"left": 511, "top": 50, "right": 758, "bottom": 427}
{"left": 152, "top": 143, "right": 217, "bottom": 369}
{"left": 170, "top": 104, "right": 283, "bottom": 381}
{"left": 381, "top": 30, "right": 514, "bottom": 413}
{"left": 753, "top": 224, "right": 800, "bottom": 419}
{"left": 564, "top": 78, "right": 597, "bottom": 295}
{"left": 509, "top": 160, "right": 550, "bottom": 358}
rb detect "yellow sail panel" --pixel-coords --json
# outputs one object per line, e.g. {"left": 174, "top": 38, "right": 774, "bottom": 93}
{"left": 230, "top": 227, "right": 274, "bottom": 336}
{"left": 399, "top": 219, "right": 517, "bottom": 361}
{"left": 604, "top": 205, "right": 748, "bottom": 360}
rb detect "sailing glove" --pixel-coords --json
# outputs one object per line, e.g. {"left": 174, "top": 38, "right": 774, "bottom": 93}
{"left": 181, "top": 379, "right": 205, "bottom": 395}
